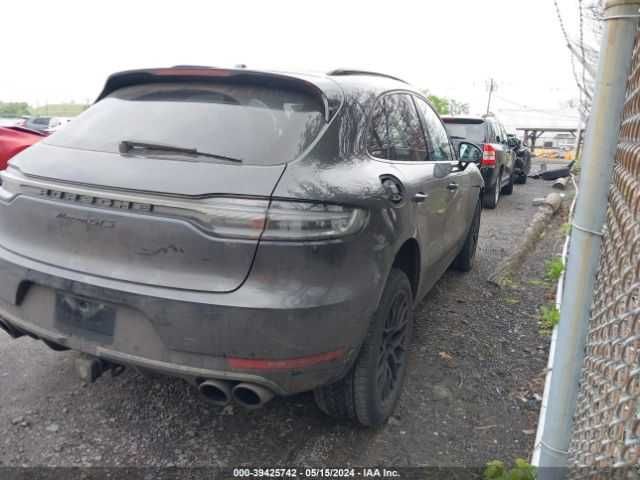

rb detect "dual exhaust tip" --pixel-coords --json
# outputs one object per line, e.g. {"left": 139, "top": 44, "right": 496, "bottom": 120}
{"left": 198, "top": 379, "right": 274, "bottom": 410}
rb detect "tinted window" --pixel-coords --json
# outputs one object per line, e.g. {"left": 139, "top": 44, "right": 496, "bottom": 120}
{"left": 32, "top": 117, "right": 51, "bottom": 125}
{"left": 414, "top": 97, "right": 453, "bottom": 161}
{"left": 368, "top": 93, "right": 427, "bottom": 162}
{"left": 488, "top": 121, "right": 501, "bottom": 143}
{"left": 442, "top": 120, "right": 486, "bottom": 144}
{"left": 46, "top": 82, "right": 325, "bottom": 166}
{"left": 498, "top": 123, "right": 509, "bottom": 144}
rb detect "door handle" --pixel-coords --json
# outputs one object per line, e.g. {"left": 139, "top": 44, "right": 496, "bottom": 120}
{"left": 447, "top": 182, "right": 459, "bottom": 191}
{"left": 412, "top": 192, "right": 429, "bottom": 203}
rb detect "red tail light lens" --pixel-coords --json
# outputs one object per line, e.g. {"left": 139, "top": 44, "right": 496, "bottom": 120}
{"left": 482, "top": 144, "right": 497, "bottom": 167}
{"left": 228, "top": 349, "right": 346, "bottom": 371}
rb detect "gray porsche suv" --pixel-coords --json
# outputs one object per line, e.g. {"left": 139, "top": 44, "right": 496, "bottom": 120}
{"left": 0, "top": 66, "right": 483, "bottom": 426}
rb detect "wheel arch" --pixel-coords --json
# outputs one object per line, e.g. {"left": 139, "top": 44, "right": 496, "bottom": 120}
{"left": 391, "top": 238, "right": 420, "bottom": 299}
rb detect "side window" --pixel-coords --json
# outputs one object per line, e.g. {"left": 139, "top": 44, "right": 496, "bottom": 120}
{"left": 499, "top": 123, "right": 509, "bottom": 145}
{"left": 493, "top": 122, "right": 505, "bottom": 143}
{"left": 367, "top": 93, "right": 427, "bottom": 162}
{"left": 487, "top": 121, "right": 497, "bottom": 143}
{"left": 414, "top": 97, "right": 453, "bottom": 161}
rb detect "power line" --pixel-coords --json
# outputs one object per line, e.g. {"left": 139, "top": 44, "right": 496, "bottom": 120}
{"left": 494, "top": 94, "right": 580, "bottom": 115}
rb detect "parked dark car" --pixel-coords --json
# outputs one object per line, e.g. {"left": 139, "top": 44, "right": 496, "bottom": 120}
{"left": 507, "top": 133, "right": 532, "bottom": 184}
{"left": 0, "top": 66, "right": 483, "bottom": 426}
{"left": 442, "top": 115, "right": 515, "bottom": 209}
{"left": 24, "top": 116, "right": 53, "bottom": 132}
{"left": 24, "top": 116, "right": 72, "bottom": 133}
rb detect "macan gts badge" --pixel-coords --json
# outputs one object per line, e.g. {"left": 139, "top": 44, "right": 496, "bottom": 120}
{"left": 0, "top": 66, "right": 484, "bottom": 426}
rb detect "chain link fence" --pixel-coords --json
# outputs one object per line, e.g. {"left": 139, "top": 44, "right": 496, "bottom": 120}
{"left": 567, "top": 29, "right": 640, "bottom": 478}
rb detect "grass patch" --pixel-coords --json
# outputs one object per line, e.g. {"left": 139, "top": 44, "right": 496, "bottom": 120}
{"left": 539, "top": 305, "right": 560, "bottom": 331}
{"left": 484, "top": 458, "right": 536, "bottom": 480}
{"left": 560, "top": 222, "right": 572, "bottom": 236}
{"left": 500, "top": 276, "right": 519, "bottom": 289}
{"left": 544, "top": 257, "right": 564, "bottom": 283}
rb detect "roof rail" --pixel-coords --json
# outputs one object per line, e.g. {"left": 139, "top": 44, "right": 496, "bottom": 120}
{"left": 327, "top": 69, "right": 407, "bottom": 84}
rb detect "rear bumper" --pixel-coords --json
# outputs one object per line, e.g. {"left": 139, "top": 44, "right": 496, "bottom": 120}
{"left": 0, "top": 246, "right": 380, "bottom": 395}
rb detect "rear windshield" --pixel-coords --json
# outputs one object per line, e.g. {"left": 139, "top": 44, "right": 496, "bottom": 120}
{"left": 45, "top": 82, "right": 326, "bottom": 165}
{"left": 442, "top": 120, "right": 486, "bottom": 144}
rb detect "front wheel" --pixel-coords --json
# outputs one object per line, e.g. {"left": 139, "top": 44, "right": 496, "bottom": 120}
{"left": 314, "top": 269, "right": 414, "bottom": 426}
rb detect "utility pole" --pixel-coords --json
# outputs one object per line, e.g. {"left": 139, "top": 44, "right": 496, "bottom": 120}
{"left": 486, "top": 78, "right": 497, "bottom": 115}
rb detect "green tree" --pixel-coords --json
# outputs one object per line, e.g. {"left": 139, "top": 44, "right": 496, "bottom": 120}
{"left": 31, "top": 103, "right": 89, "bottom": 117}
{"left": 449, "top": 99, "right": 470, "bottom": 115}
{"left": 0, "top": 102, "right": 30, "bottom": 117}
{"left": 421, "top": 90, "right": 470, "bottom": 116}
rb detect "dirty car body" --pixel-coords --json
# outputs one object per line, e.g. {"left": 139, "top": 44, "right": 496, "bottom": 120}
{"left": 0, "top": 66, "right": 483, "bottom": 424}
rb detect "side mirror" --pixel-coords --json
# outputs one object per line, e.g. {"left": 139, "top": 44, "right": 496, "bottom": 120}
{"left": 458, "top": 141, "right": 482, "bottom": 163}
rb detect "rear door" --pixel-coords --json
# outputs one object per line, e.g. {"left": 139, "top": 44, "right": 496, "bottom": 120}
{"left": 414, "top": 97, "right": 471, "bottom": 251}
{"left": 488, "top": 119, "right": 510, "bottom": 188}
{"left": 367, "top": 92, "right": 450, "bottom": 278}
{"left": 497, "top": 121, "right": 515, "bottom": 181}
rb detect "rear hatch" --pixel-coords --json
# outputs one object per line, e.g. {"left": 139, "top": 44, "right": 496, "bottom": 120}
{"left": 0, "top": 73, "right": 329, "bottom": 293}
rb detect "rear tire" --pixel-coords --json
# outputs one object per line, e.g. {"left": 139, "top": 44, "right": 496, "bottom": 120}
{"left": 515, "top": 172, "right": 527, "bottom": 184}
{"left": 453, "top": 200, "right": 481, "bottom": 272}
{"left": 482, "top": 176, "right": 500, "bottom": 209}
{"left": 314, "top": 269, "right": 414, "bottom": 426}
{"left": 501, "top": 172, "right": 514, "bottom": 195}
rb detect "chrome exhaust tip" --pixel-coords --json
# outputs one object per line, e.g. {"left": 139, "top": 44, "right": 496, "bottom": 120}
{"left": 231, "top": 383, "right": 275, "bottom": 410}
{"left": 198, "top": 379, "right": 233, "bottom": 406}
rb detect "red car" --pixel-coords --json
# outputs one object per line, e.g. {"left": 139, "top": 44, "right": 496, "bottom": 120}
{"left": 0, "top": 126, "right": 47, "bottom": 170}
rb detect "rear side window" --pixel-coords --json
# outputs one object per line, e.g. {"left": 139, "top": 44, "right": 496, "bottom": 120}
{"left": 367, "top": 93, "right": 427, "bottom": 162}
{"left": 443, "top": 120, "right": 486, "bottom": 144}
{"left": 45, "top": 82, "right": 326, "bottom": 166}
{"left": 487, "top": 121, "right": 499, "bottom": 143}
{"left": 414, "top": 97, "right": 453, "bottom": 161}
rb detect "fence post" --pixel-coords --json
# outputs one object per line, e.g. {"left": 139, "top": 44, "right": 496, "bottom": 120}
{"left": 534, "top": 1, "right": 640, "bottom": 477}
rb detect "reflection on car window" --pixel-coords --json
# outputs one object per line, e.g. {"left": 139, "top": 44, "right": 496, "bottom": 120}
{"left": 443, "top": 121, "right": 486, "bottom": 144}
{"left": 414, "top": 97, "right": 453, "bottom": 161}
{"left": 45, "top": 82, "right": 325, "bottom": 166}
{"left": 367, "top": 93, "right": 427, "bottom": 162}
{"left": 459, "top": 143, "right": 481, "bottom": 162}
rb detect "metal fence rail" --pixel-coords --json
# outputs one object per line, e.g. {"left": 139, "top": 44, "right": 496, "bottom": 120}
{"left": 567, "top": 29, "right": 640, "bottom": 477}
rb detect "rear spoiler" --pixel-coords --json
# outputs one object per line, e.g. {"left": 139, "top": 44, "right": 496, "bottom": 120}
{"left": 95, "top": 66, "right": 338, "bottom": 122}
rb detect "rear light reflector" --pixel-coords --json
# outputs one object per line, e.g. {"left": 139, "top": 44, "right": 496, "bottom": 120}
{"left": 228, "top": 349, "right": 346, "bottom": 371}
{"left": 482, "top": 144, "right": 497, "bottom": 167}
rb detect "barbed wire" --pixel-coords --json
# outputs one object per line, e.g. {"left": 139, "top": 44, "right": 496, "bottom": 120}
{"left": 553, "top": 0, "right": 590, "bottom": 116}
{"left": 578, "top": 0, "right": 589, "bottom": 114}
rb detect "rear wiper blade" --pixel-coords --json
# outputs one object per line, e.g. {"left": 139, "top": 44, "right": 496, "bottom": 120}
{"left": 119, "top": 140, "right": 243, "bottom": 163}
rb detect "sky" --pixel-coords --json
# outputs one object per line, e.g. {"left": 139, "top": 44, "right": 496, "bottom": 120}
{"left": 2, "top": 0, "right": 593, "bottom": 131}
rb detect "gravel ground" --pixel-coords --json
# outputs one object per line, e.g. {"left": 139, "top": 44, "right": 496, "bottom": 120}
{"left": 0, "top": 165, "right": 570, "bottom": 468}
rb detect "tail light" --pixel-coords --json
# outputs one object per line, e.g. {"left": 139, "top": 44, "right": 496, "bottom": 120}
{"left": 261, "top": 201, "right": 367, "bottom": 241}
{"left": 482, "top": 144, "right": 497, "bottom": 167}
{"left": 0, "top": 168, "right": 368, "bottom": 241}
{"left": 154, "top": 198, "right": 368, "bottom": 241}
